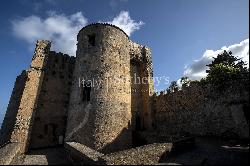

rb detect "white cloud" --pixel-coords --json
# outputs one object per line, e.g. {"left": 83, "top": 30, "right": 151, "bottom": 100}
{"left": 183, "top": 39, "right": 249, "bottom": 80}
{"left": 12, "top": 12, "right": 88, "bottom": 56}
{"left": 107, "top": 11, "right": 144, "bottom": 36}
{"left": 12, "top": 11, "right": 144, "bottom": 56}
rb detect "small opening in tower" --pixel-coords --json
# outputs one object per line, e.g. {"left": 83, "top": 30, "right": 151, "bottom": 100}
{"left": 88, "top": 34, "right": 96, "bottom": 46}
{"left": 44, "top": 125, "right": 48, "bottom": 134}
{"left": 81, "top": 81, "right": 91, "bottom": 102}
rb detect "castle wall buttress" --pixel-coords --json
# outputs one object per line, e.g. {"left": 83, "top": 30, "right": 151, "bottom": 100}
{"left": 10, "top": 40, "right": 50, "bottom": 153}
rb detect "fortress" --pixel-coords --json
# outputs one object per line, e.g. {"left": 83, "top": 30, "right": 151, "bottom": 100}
{"left": 0, "top": 23, "right": 249, "bottom": 165}
{"left": 0, "top": 23, "right": 154, "bottom": 153}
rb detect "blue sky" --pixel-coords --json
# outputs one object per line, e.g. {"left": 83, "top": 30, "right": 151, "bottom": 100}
{"left": 0, "top": 0, "right": 249, "bottom": 125}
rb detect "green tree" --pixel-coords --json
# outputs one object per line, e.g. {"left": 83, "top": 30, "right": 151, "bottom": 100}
{"left": 180, "top": 76, "right": 191, "bottom": 88}
{"left": 205, "top": 50, "right": 249, "bottom": 89}
{"left": 169, "top": 81, "right": 179, "bottom": 92}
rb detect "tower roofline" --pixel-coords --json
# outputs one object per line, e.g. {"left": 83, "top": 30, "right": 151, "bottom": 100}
{"left": 78, "top": 23, "right": 129, "bottom": 39}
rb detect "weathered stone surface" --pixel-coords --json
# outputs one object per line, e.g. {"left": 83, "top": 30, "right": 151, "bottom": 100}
{"left": 0, "top": 71, "right": 27, "bottom": 145}
{"left": 152, "top": 82, "right": 249, "bottom": 141}
{"left": 66, "top": 23, "right": 154, "bottom": 153}
{"left": 29, "top": 51, "right": 75, "bottom": 149}
{"left": 65, "top": 142, "right": 104, "bottom": 164}
{"left": 130, "top": 42, "right": 154, "bottom": 131}
{"left": 1, "top": 23, "right": 154, "bottom": 154}
{"left": 10, "top": 40, "right": 51, "bottom": 153}
{"left": 0, "top": 143, "right": 21, "bottom": 165}
{"left": 66, "top": 24, "right": 132, "bottom": 153}
{"left": 64, "top": 141, "right": 173, "bottom": 165}
{"left": 0, "top": 23, "right": 248, "bottom": 166}
{"left": 100, "top": 143, "right": 173, "bottom": 165}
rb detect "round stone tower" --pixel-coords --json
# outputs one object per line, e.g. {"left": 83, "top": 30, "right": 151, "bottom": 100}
{"left": 66, "top": 23, "right": 132, "bottom": 153}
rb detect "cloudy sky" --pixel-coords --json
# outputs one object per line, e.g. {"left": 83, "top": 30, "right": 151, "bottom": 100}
{"left": 0, "top": 0, "right": 249, "bottom": 124}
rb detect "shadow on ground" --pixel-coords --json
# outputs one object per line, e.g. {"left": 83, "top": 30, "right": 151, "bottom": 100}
{"left": 12, "top": 147, "right": 72, "bottom": 165}
{"left": 159, "top": 137, "right": 249, "bottom": 165}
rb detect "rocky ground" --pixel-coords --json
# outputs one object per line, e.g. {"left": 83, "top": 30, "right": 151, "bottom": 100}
{"left": 10, "top": 137, "right": 249, "bottom": 165}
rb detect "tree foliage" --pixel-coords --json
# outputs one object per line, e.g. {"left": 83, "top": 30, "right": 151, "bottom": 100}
{"left": 180, "top": 76, "right": 191, "bottom": 88}
{"left": 168, "top": 81, "right": 179, "bottom": 92}
{"left": 205, "top": 50, "right": 249, "bottom": 89}
{"left": 166, "top": 50, "right": 249, "bottom": 93}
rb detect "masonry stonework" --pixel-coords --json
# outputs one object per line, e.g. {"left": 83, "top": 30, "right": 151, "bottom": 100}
{"left": 29, "top": 51, "right": 75, "bottom": 149}
{"left": 10, "top": 40, "right": 51, "bottom": 152}
{"left": 0, "top": 24, "right": 154, "bottom": 154}
{"left": 151, "top": 81, "right": 249, "bottom": 142}
{"left": 0, "top": 71, "right": 27, "bottom": 145}
{"left": 66, "top": 24, "right": 132, "bottom": 153}
{"left": 130, "top": 42, "right": 154, "bottom": 131}
{"left": 0, "top": 23, "right": 248, "bottom": 158}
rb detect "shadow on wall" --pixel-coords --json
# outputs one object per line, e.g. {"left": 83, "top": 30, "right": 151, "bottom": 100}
{"left": 100, "top": 122, "right": 133, "bottom": 154}
{"left": 100, "top": 121, "right": 149, "bottom": 154}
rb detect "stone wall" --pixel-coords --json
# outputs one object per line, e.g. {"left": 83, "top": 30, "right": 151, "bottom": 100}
{"left": 0, "top": 71, "right": 27, "bottom": 145}
{"left": 9, "top": 40, "right": 51, "bottom": 153}
{"left": 153, "top": 81, "right": 249, "bottom": 141}
{"left": 0, "top": 40, "right": 76, "bottom": 151}
{"left": 64, "top": 141, "right": 173, "bottom": 165}
{"left": 66, "top": 23, "right": 132, "bottom": 153}
{"left": 1, "top": 23, "right": 154, "bottom": 153}
{"left": 130, "top": 42, "right": 154, "bottom": 131}
{"left": 0, "top": 143, "right": 22, "bottom": 165}
{"left": 29, "top": 51, "right": 75, "bottom": 149}
{"left": 101, "top": 143, "right": 172, "bottom": 165}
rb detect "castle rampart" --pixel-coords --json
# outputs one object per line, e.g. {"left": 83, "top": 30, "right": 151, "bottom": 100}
{"left": 151, "top": 81, "right": 249, "bottom": 142}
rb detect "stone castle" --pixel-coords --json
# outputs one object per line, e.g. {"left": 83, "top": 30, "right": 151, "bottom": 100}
{"left": 0, "top": 23, "right": 249, "bottom": 165}
{"left": 0, "top": 23, "right": 154, "bottom": 154}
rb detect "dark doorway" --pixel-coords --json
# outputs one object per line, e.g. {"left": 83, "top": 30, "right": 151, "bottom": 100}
{"left": 88, "top": 34, "right": 96, "bottom": 46}
{"left": 135, "top": 114, "right": 141, "bottom": 131}
{"left": 81, "top": 82, "right": 91, "bottom": 102}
